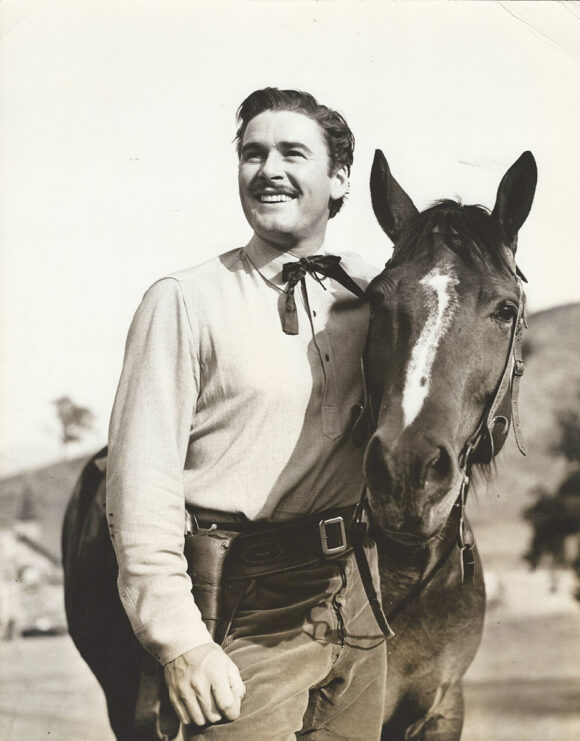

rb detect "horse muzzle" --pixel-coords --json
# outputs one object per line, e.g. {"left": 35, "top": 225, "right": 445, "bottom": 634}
{"left": 364, "top": 431, "right": 460, "bottom": 538}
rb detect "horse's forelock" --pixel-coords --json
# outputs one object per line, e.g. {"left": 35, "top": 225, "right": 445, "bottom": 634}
{"left": 389, "top": 200, "right": 514, "bottom": 277}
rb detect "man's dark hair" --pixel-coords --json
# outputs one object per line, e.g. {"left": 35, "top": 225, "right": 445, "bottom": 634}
{"left": 235, "top": 87, "right": 355, "bottom": 218}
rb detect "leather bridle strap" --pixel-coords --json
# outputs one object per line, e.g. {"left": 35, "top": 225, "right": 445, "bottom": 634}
{"left": 511, "top": 294, "right": 527, "bottom": 456}
{"left": 353, "top": 527, "right": 396, "bottom": 639}
{"left": 455, "top": 277, "right": 527, "bottom": 582}
{"left": 462, "top": 277, "right": 527, "bottom": 464}
{"left": 456, "top": 468, "right": 476, "bottom": 583}
{"left": 352, "top": 490, "right": 395, "bottom": 639}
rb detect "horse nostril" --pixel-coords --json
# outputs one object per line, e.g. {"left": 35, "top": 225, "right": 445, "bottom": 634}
{"left": 425, "top": 446, "right": 452, "bottom": 484}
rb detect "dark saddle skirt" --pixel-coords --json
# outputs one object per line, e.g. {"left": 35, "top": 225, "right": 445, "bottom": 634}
{"left": 62, "top": 449, "right": 158, "bottom": 741}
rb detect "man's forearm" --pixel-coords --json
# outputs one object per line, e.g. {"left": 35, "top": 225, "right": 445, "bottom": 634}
{"left": 106, "top": 277, "right": 206, "bottom": 663}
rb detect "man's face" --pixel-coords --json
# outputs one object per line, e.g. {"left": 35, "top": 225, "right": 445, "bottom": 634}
{"left": 238, "top": 110, "right": 348, "bottom": 251}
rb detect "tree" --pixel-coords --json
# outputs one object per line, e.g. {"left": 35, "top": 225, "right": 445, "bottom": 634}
{"left": 524, "top": 397, "right": 580, "bottom": 599}
{"left": 552, "top": 408, "right": 580, "bottom": 464}
{"left": 53, "top": 396, "right": 95, "bottom": 454}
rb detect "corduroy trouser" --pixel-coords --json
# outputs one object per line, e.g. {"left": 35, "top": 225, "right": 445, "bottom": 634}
{"left": 185, "top": 536, "right": 387, "bottom": 741}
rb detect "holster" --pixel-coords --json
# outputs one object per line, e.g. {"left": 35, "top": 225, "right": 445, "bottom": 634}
{"left": 184, "top": 528, "right": 249, "bottom": 645}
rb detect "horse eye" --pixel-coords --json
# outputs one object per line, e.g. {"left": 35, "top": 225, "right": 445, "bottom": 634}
{"left": 493, "top": 303, "right": 517, "bottom": 323}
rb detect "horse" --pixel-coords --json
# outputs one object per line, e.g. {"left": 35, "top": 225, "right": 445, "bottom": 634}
{"left": 62, "top": 150, "right": 537, "bottom": 741}
{"left": 363, "top": 149, "right": 537, "bottom": 739}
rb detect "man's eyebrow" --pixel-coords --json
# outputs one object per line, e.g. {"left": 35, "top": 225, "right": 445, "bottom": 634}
{"left": 240, "top": 141, "right": 265, "bottom": 156}
{"left": 279, "top": 141, "right": 313, "bottom": 154}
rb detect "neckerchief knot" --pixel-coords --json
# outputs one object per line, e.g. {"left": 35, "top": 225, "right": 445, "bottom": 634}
{"left": 281, "top": 255, "right": 364, "bottom": 335}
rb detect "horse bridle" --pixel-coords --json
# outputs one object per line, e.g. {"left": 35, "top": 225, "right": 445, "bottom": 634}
{"left": 353, "top": 268, "right": 528, "bottom": 587}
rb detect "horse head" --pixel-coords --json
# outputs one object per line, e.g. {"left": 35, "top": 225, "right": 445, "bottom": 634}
{"left": 363, "top": 150, "right": 537, "bottom": 542}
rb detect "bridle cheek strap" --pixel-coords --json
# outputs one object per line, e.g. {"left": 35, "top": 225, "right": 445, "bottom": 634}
{"left": 489, "top": 279, "right": 527, "bottom": 457}
{"left": 456, "top": 277, "right": 527, "bottom": 583}
{"left": 510, "top": 293, "right": 527, "bottom": 456}
{"left": 465, "top": 278, "right": 527, "bottom": 466}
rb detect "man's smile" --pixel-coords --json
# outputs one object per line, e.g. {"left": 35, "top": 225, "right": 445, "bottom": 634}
{"left": 253, "top": 189, "right": 298, "bottom": 204}
{"left": 258, "top": 194, "right": 294, "bottom": 203}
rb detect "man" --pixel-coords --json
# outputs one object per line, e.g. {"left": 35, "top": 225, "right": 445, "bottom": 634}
{"left": 106, "top": 87, "right": 386, "bottom": 739}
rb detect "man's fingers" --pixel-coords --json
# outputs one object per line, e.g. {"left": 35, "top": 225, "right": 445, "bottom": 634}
{"left": 164, "top": 643, "right": 245, "bottom": 727}
{"left": 195, "top": 684, "right": 222, "bottom": 724}
{"left": 170, "top": 684, "right": 220, "bottom": 728}
{"left": 227, "top": 660, "right": 246, "bottom": 702}
{"left": 212, "top": 673, "right": 242, "bottom": 721}
{"left": 168, "top": 690, "right": 192, "bottom": 727}
{"left": 182, "top": 692, "right": 207, "bottom": 728}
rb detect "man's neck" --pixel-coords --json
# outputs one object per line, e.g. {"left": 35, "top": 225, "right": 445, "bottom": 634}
{"left": 252, "top": 231, "right": 327, "bottom": 258}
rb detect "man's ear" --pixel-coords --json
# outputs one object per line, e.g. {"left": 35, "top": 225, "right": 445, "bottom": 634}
{"left": 330, "top": 165, "right": 349, "bottom": 201}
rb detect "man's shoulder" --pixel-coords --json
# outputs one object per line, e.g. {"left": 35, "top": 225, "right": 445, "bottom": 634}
{"left": 136, "top": 248, "right": 246, "bottom": 314}
{"left": 141, "top": 247, "right": 250, "bottom": 318}
{"left": 165, "top": 247, "right": 245, "bottom": 286}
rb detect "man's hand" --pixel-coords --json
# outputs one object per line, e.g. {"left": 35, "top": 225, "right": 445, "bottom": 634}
{"left": 164, "top": 643, "right": 246, "bottom": 727}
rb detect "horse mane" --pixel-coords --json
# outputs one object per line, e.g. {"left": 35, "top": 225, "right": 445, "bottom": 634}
{"left": 390, "top": 200, "right": 514, "bottom": 276}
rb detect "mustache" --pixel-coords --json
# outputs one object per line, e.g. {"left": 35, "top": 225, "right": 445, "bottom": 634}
{"left": 250, "top": 184, "right": 299, "bottom": 198}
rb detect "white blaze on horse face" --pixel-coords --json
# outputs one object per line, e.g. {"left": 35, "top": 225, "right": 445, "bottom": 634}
{"left": 402, "top": 266, "right": 459, "bottom": 428}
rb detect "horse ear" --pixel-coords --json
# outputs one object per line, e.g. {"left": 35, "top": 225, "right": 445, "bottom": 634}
{"left": 492, "top": 151, "right": 537, "bottom": 252}
{"left": 370, "top": 149, "right": 418, "bottom": 244}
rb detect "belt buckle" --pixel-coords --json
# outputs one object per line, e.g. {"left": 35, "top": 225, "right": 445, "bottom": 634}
{"left": 319, "top": 516, "right": 347, "bottom": 556}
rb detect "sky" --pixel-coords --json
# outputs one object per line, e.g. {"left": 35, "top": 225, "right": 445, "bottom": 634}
{"left": 1, "top": 0, "right": 579, "bottom": 475}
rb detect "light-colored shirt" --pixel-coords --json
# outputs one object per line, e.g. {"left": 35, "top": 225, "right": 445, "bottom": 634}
{"left": 106, "top": 237, "right": 378, "bottom": 665}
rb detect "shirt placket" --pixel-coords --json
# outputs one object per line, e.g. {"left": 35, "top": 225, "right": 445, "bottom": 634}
{"left": 301, "top": 276, "right": 342, "bottom": 440}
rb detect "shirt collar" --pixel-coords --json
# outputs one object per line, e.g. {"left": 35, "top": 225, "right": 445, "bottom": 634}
{"left": 243, "top": 236, "right": 329, "bottom": 289}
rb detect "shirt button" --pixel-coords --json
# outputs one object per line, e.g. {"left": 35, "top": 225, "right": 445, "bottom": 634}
{"left": 312, "top": 310, "right": 317, "bottom": 317}
{"left": 325, "top": 353, "right": 330, "bottom": 362}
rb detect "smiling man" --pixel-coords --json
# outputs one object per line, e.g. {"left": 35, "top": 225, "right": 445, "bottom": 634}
{"left": 238, "top": 107, "right": 347, "bottom": 251}
{"left": 106, "top": 88, "right": 386, "bottom": 740}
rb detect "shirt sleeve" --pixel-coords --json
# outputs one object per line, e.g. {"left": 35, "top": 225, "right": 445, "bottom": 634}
{"left": 106, "top": 277, "right": 213, "bottom": 665}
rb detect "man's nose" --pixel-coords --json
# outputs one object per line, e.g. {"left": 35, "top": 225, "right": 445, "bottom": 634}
{"left": 259, "top": 151, "right": 284, "bottom": 180}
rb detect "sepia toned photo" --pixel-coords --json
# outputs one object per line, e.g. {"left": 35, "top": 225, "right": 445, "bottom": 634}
{"left": 1, "top": 2, "right": 579, "bottom": 739}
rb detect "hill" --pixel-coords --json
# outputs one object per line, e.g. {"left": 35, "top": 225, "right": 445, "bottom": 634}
{"left": 0, "top": 456, "right": 89, "bottom": 560}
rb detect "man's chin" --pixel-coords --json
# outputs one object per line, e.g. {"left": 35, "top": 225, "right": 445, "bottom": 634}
{"left": 251, "top": 221, "right": 300, "bottom": 248}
